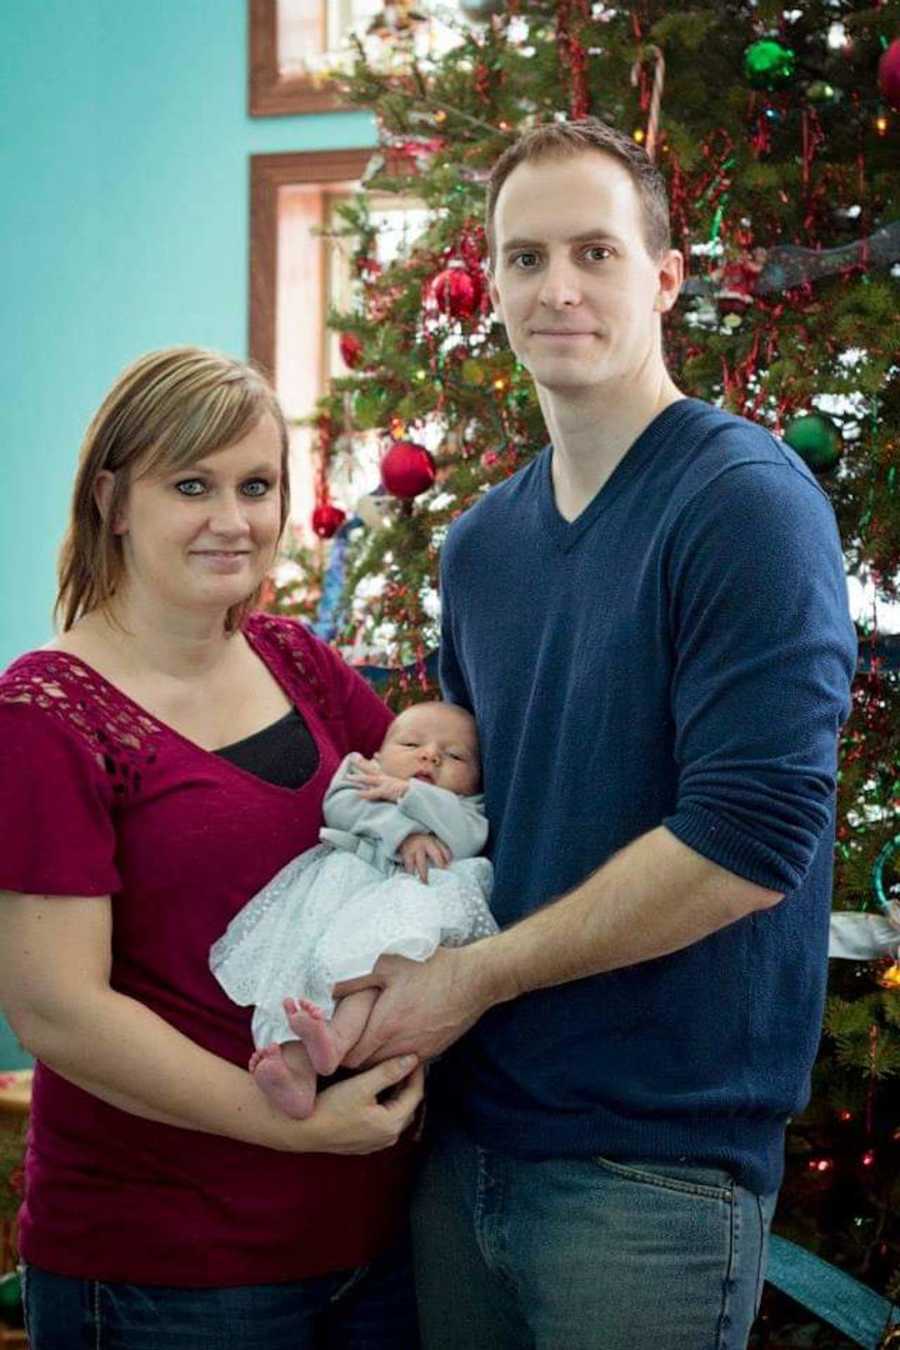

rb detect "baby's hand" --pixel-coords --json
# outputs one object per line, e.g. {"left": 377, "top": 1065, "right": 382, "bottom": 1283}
{"left": 350, "top": 762, "right": 409, "bottom": 803}
{"left": 398, "top": 833, "right": 452, "bottom": 883}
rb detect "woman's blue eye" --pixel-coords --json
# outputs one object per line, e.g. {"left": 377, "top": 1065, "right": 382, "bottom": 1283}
{"left": 242, "top": 479, "right": 271, "bottom": 497}
{"left": 175, "top": 479, "right": 206, "bottom": 496}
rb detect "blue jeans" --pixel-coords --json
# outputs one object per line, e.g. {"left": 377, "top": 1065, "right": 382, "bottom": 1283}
{"left": 21, "top": 1239, "right": 420, "bottom": 1349}
{"left": 411, "top": 1119, "right": 776, "bottom": 1350}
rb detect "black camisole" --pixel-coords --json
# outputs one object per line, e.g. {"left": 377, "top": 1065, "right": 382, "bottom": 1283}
{"left": 214, "top": 707, "right": 319, "bottom": 789}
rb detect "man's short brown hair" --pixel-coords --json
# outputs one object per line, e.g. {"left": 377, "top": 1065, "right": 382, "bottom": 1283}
{"left": 486, "top": 119, "right": 671, "bottom": 266}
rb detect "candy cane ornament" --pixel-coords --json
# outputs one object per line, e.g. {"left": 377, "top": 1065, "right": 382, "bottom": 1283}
{"left": 631, "top": 45, "right": 666, "bottom": 161}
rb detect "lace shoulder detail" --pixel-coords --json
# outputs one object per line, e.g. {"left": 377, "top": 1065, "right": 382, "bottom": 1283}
{"left": 244, "top": 612, "right": 333, "bottom": 718}
{"left": 0, "top": 652, "right": 163, "bottom": 798}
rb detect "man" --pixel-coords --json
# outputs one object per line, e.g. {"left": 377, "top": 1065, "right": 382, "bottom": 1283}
{"left": 337, "top": 120, "right": 857, "bottom": 1348}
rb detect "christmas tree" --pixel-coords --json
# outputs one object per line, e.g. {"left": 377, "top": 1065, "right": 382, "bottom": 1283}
{"left": 280, "top": 2, "right": 900, "bottom": 1340}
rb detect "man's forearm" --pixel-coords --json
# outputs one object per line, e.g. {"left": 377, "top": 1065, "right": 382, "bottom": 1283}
{"left": 337, "top": 825, "right": 784, "bottom": 1067}
{"left": 471, "top": 825, "right": 783, "bottom": 1009}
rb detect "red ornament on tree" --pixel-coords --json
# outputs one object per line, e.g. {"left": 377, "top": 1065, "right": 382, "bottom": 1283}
{"left": 311, "top": 502, "right": 347, "bottom": 539}
{"left": 878, "top": 38, "right": 900, "bottom": 113}
{"left": 430, "top": 262, "right": 483, "bottom": 319}
{"left": 339, "top": 332, "right": 363, "bottom": 369}
{"left": 381, "top": 441, "right": 436, "bottom": 499}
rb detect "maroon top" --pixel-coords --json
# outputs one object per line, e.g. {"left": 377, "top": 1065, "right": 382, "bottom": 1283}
{"left": 0, "top": 613, "right": 412, "bottom": 1287}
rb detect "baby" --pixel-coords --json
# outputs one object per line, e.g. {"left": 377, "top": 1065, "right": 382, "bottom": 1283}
{"left": 211, "top": 701, "right": 495, "bottom": 1119}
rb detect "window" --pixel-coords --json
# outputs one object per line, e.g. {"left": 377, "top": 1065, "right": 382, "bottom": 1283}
{"left": 249, "top": 0, "right": 465, "bottom": 116}
{"left": 250, "top": 150, "right": 426, "bottom": 534}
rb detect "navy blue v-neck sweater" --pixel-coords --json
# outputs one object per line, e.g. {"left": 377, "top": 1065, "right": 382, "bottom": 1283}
{"left": 437, "top": 398, "right": 857, "bottom": 1195}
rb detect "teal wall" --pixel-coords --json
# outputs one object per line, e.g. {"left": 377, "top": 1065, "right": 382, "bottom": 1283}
{"left": 0, "top": 0, "right": 375, "bottom": 1067}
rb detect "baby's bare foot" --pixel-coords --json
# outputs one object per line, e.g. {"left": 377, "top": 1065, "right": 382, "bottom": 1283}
{"left": 283, "top": 997, "right": 342, "bottom": 1076}
{"left": 249, "top": 1042, "right": 315, "bottom": 1119}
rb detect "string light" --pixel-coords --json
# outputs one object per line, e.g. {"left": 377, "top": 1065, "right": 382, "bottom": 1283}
{"left": 874, "top": 111, "right": 889, "bottom": 136}
{"left": 808, "top": 1157, "right": 834, "bottom": 1173}
{"left": 633, "top": 128, "right": 646, "bottom": 144}
{"left": 861, "top": 1149, "right": 876, "bottom": 1167}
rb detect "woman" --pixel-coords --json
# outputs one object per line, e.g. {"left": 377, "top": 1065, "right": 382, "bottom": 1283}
{"left": 0, "top": 347, "right": 425, "bottom": 1348}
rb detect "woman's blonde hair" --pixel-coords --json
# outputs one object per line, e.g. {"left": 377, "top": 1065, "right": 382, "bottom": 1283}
{"left": 56, "top": 346, "right": 290, "bottom": 633}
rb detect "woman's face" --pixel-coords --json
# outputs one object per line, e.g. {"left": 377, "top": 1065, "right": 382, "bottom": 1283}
{"left": 109, "top": 413, "right": 284, "bottom": 617}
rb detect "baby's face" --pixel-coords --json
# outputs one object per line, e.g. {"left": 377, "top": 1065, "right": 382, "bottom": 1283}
{"left": 378, "top": 704, "right": 480, "bottom": 797}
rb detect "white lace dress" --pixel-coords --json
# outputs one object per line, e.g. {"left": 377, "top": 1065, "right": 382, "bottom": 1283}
{"left": 210, "top": 754, "right": 496, "bottom": 1048}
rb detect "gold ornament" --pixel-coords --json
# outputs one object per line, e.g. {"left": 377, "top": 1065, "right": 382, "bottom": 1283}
{"left": 878, "top": 960, "right": 900, "bottom": 990}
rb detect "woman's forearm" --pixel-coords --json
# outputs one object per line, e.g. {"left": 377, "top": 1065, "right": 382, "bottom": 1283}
{"left": 14, "top": 986, "right": 307, "bottom": 1151}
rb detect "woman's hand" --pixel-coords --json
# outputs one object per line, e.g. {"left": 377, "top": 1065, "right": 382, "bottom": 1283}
{"left": 291, "top": 1055, "right": 425, "bottom": 1155}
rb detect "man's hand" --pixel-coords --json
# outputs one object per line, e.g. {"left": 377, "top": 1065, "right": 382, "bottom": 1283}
{"left": 398, "top": 833, "right": 451, "bottom": 883}
{"left": 333, "top": 945, "right": 495, "bottom": 1068}
{"left": 348, "top": 759, "right": 409, "bottom": 804}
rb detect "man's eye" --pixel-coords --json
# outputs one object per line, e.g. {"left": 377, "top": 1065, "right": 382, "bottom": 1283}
{"left": 242, "top": 479, "right": 271, "bottom": 497}
{"left": 511, "top": 251, "right": 539, "bottom": 269}
{"left": 175, "top": 479, "right": 206, "bottom": 496}
{"left": 585, "top": 246, "right": 612, "bottom": 262}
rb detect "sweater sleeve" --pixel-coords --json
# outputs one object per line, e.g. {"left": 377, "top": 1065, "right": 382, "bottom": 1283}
{"left": 397, "top": 782, "right": 488, "bottom": 859}
{"left": 320, "top": 649, "right": 393, "bottom": 758}
{"left": 0, "top": 703, "right": 121, "bottom": 897}
{"left": 662, "top": 460, "right": 856, "bottom": 893}
{"left": 322, "top": 755, "right": 426, "bottom": 857}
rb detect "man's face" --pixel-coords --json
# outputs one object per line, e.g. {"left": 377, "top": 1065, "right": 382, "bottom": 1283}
{"left": 488, "top": 151, "right": 682, "bottom": 396}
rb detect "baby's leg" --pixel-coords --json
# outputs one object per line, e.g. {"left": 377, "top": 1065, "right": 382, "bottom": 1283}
{"left": 284, "top": 989, "right": 378, "bottom": 1077}
{"left": 249, "top": 1041, "right": 317, "bottom": 1120}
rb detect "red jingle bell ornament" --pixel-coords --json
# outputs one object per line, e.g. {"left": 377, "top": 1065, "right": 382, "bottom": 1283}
{"left": 430, "top": 262, "right": 483, "bottom": 320}
{"left": 311, "top": 502, "right": 347, "bottom": 539}
{"left": 878, "top": 38, "right": 900, "bottom": 113}
{"left": 339, "top": 332, "right": 364, "bottom": 369}
{"left": 381, "top": 440, "right": 436, "bottom": 500}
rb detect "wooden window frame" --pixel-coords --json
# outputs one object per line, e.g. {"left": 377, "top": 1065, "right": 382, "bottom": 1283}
{"left": 248, "top": 0, "right": 346, "bottom": 116}
{"left": 248, "top": 148, "right": 372, "bottom": 380}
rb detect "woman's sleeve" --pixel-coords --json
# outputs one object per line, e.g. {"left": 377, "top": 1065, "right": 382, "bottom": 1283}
{"left": 0, "top": 704, "right": 121, "bottom": 896}
{"left": 304, "top": 633, "right": 394, "bottom": 759}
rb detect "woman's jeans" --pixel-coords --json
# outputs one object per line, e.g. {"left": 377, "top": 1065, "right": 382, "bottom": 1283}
{"left": 21, "top": 1238, "right": 420, "bottom": 1349}
{"left": 411, "top": 1119, "right": 777, "bottom": 1350}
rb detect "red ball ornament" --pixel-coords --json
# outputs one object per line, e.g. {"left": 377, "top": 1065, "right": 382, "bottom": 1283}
{"left": 380, "top": 441, "right": 436, "bottom": 500}
{"left": 878, "top": 38, "right": 900, "bottom": 112}
{"left": 430, "top": 263, "right": 483, "bottom": 319}
{"left": 339, "top": 332, "right": 363, "bottom": 369}
{"left": 311, "top": 502, "right": 346, "bottom": 538}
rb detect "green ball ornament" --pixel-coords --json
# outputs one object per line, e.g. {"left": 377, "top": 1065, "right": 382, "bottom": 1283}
{"left": 783, "top": 413, "right": 842, "bottom": 473}
{"left": 743, "top": 38, "right": 796, "bottom": 91}
{"left": 0, "top": 1270, "right": 21, "bottom": 1313}
{"left": 807, "top": 81, "right": 837, "bottom": 105}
